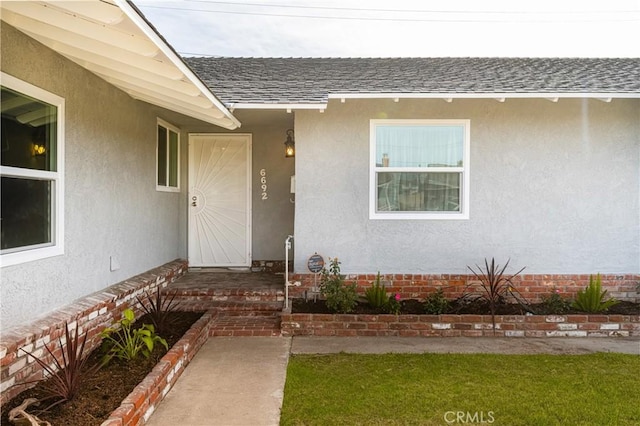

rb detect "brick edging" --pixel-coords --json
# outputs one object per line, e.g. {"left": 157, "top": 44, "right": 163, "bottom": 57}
{"left": 281, "top": 313, "right": 640, "bottom": 337}
{"left": 288, "top": 273, "right": 640, "bottom": 303}
{"left": 0, "top": 259, "right": 188, "bottom": 405}
{"left": 101, "top": 311, "right": 214, "bottom": 426}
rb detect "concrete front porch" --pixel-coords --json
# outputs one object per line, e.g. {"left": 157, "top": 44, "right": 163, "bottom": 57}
{"left": 166, "top": 269, "right": 286, "bottom": 336}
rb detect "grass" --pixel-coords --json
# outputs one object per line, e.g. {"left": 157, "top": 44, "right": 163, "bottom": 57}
{"left": 281, "top": 352, "right": 640, "bottom": 425}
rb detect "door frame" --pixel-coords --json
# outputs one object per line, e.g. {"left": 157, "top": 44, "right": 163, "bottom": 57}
{"left": 187, "top": 133, "right": 252, "bottom": 267}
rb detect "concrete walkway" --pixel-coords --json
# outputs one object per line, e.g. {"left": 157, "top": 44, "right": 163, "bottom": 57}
{"left": 146, "top": 337, "right": 291, "bottom": 426}
{"left": 147, "top": 336, "right": 639, "bottom": 426}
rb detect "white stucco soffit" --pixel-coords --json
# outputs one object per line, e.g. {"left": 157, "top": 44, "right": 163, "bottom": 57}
{"left": 1, "top": 0, "right": 240, "bottom": 129}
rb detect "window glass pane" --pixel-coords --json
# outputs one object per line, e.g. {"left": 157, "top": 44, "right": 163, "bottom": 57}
{"left": 1, "top": 87, "right": 57, "bottom": 171}
{"left": 168, "top": 130, "right": 178, "bottom": 187}
{"left": 375, "top": 125, "right": 463, "bottom": 168}
{"left": 377, "top": 172, "right": 460, "bottom": 212}
{"left": 157, "top": 125, "right": 167, "bottom": 186}
{"left": 1, "top": 177, "right": 52, "bottom": 250}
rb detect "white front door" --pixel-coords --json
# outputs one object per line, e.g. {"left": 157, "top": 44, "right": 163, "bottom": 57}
{"left": 188, "top": 134, "right": 252, "bottom": 267}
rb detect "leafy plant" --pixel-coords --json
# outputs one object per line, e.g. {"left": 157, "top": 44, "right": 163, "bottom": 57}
{"left": 320, "top": 258, "right": 358, "bottom": 313}
{"left": 136, "top": 287, "right": 181, "bottom": 335}
{"left": 387, "top": 293, "right": 401, "bottom": 314}
{"left": 101, "top": 308, "right": 168, "bottom": 363}
{"left": 20, "top": 322, "right": 100, "bottom": 409}
{"left": 467, "top": 258, "right": 526, "bottom": 333}
{"left": 423, "top": 288, "right": 451, "bottom": 314}
{"left": 365, "top": 272, "right": 388, "bottom": 309}
{"left": 572, "top": 274, "right": 619, "bottom": 313}
{"left": 541, "top": 288, "right": 572, "bottom": 314}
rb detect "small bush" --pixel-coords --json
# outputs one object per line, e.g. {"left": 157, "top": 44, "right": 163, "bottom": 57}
{"left": 572, "top": 274, "right": 619, "bottom": 313}
{"left": 320, "top": 258, "right": 358, "bottom": 314}
{"left": 424, "top": 289, "right": 450, "bottom": 314}
{"left": 387, "top": 293, "right": 401, "bottom": 314}
{"left": 101, "top": 308, "right": 168, "bottom": 364}
{"left": 541, "top": 289, "right": 572, "bottom": 314}
{"left": 365, "top": 272, "right": 387, "bottom": 309}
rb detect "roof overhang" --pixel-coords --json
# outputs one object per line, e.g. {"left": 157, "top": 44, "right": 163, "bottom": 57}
{"left": 226, "top": 91, "right": 639, "bottom": 112}
{"left": 1, "top": 0, "right": 240, "bottom": 129}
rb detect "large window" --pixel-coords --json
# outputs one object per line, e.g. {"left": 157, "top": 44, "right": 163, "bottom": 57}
{"left": 1, "top": 73, "right": 65, "bottom": 266}
{"left": 156, "top": 119, "right": 180, "bottom": 192}
{"left": 370, "top": 119, "right": 470, "bottom": 220}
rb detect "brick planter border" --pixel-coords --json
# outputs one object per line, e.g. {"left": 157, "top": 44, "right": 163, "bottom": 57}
{"left": 0, "top": 259, "right": 188, "bottom": 405}
{"left": 101, "top": 311, "right": 214, "bottom": 426}
{"left": 281, "top": 311, "right": 640, "bottom": 338}
{"left": 288, "top": 273, "right": 640, "bottom": 303}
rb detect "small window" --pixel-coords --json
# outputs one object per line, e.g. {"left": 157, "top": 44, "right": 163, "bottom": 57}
{"left": 370, "top": 119, "right": 470, "bottom": 220}
{"left": 156, "top": 119, "right": 180, "bottom": 191}
{"left": 1, "top": 73, "right": 65, "bottom": 266}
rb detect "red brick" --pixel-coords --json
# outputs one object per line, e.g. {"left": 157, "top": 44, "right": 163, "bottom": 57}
{"left": 335, "top": 330, "right": 358, "bottom": 336}
{"left": 356, "top": 330, "right": 380, "bottom": 337}
{"left": 344, "top": 323, "right": 367, "bottom": 330}
{"left": 389, "top": 323, "right": 411, "bottom": 330}
{"left": 398, "top": 315, "right": 420, "bottom": 322}
{"left": 367, "top": 323, "right": 389, "bottom": 330}
{"left": 399, "top": 330, "right": 420, "bottom": 337}
{"left": 420, "top": 315, "right": 440, "bottom": 323}
{"left": 566, "top": 315, "right": 588, "bottom": 323}
{"left": 588, "top": 315, "right": 609, "bottom": 322}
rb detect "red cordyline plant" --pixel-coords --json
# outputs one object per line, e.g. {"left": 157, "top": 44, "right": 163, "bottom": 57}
{"left": 21, "top": 322, "right": 101, "bottom": 410}
{"left": 467, "top": 258, "right": 527, "bottom": 334}
{"left": 136, "top": 286, "right": 181, "bottom": 335}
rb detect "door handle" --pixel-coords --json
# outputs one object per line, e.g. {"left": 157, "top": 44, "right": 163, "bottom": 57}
{"left": 191, "top": 196, "right": 197, "bottom": 207}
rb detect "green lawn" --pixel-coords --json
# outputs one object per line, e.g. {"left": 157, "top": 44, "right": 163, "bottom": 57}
{"left": 281, "top": 352, "right": 640, "bottom": 425}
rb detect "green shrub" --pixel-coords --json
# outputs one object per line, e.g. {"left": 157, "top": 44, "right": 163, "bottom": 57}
{"left": 541, "top": 289, "right": 572, "bottom": 314}
{"left": 387, "top": 293, "right": 401, "bottom": 314}
{"left": 424, "top": 288, "right": 451, "bottom": 314}
{"left": 365, "top": 272, "right": 387, "bottom": 309}
{"left": 101, "top": 308, "right": 168, "bottom": 363}
{"left": 572, "top": 274, "right": 619, "bottom": 313}
{"left": 320, "top": 258, "right": 358, "bottom": 313}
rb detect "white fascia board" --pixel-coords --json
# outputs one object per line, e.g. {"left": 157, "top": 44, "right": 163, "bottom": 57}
{"left": 115, "top": 0, "right": 240, "bottom": 129}
{"left": 228, "top": 103, "right": 328, "bottom": 110}
{"left": 328, "top": 92, "right": 640, "bottom": 100}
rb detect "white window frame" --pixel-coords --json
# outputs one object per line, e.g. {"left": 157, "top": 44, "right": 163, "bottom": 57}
{"left": 1, "top": 72, "right": 65, "bottom": 267}
{"left": 369, "top": 119, "right": 470, "bottom": 220}
{"left": 156, "top": 118, "right": 180, "bottom": 192}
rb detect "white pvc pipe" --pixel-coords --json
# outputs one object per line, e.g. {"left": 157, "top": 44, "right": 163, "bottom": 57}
{"left": 284, "top": 235, "right": 293, "bottom": 309}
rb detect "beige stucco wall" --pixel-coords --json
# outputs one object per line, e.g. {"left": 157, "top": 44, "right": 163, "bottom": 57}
{"left": 294, "top": 97, "right": 640, "bottom": 274}
{"left": 1, "top": 24, "right": 185, "bottom": 330}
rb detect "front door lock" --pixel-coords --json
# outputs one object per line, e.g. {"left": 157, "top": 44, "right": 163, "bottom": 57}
{"left": 191, "top": 195, "right": 197, "bottom": 207}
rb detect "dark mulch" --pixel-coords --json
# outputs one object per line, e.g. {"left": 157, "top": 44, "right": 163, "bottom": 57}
{"left": 1, "top": 311, "right": 203, "bottom": 426}
{"left": 292, "top": 298, "right": 640, "bottom": 316}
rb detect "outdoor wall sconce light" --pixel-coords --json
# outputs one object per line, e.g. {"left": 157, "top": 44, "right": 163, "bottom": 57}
{"left": 32, "top": 143, "right": 46, "bottom": 156}
{"left": 284, "top": 129, "right": 295, "bottom": 158}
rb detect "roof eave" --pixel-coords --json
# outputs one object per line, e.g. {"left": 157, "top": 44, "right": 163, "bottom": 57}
{"left": 1, "top": 0, "right": 240, "bottom": 129}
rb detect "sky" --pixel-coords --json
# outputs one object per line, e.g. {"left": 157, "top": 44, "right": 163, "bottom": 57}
{"left": 133, "top": 0, "right": 640, "bottom": 58}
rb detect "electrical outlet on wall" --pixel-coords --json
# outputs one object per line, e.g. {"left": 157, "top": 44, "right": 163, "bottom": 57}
{"left": 110, "top": 256, "right": 120, "bottom": 272}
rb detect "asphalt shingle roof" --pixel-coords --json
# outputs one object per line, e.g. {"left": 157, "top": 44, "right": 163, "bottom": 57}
{"left": 185, "top": 57, "right": 640, "bottom": 106}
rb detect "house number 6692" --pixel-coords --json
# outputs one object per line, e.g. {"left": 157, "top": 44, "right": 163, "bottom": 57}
{"left": 260, "top": 168, "right": 268, "bottom": 200}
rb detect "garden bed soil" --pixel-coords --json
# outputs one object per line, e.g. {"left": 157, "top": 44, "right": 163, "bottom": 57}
{"left": 292, "top": 298, "right": 640, "bottom": 316}
{"left": 0, "top": 311, "right": 203, "bottom": 426}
